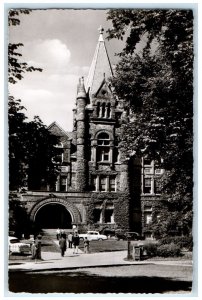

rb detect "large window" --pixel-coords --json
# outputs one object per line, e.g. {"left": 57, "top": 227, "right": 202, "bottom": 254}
{"left": 142, "top": 158, "right": 163, "bottom": 194}
{"left": 97, "top": 102, "right": 111, "bottom": 118}
{"left": 91, "top": 175, "right": 116, "bottom": 192}
{"left": 97, "top": 132, "right": 110, "bottom": 162}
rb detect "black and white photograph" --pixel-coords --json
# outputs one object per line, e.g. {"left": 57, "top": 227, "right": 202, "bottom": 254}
{"left": 5, "top": 1, "right": 196, "bottom": 296}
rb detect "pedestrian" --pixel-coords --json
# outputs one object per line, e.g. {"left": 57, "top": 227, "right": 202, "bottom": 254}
{"left": 56, "top": 228, "right": 61, "bottom": 240}
{"left": 84, "top": 237, "right": 90, "bottom": 254}
{"left": 59, "top": 236, "right": 67, "bottom": 257}
{"left": 72, "top": 232, "right": 80, "bottom": 254}
{"left": 61, "top": 229, "right": 67, "bottom": 240}
{"left": 68, "top": 232, "right": 73, "bottom": 248}
{"left": 31, "top": 240, "right": 38, "bottom": 263}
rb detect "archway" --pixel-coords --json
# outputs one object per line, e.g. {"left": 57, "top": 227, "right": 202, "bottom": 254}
{"left": 34, "top": 203, "right": 72, "bottom": 229}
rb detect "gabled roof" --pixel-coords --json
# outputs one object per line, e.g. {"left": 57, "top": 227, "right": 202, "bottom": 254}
{"left": 48, "top": 121, "right": 72, "bottom": 140}
{"left": 85, "top": 26, "right": 113, "bottom": 97}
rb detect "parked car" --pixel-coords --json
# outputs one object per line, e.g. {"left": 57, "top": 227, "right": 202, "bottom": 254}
{"left": 9, "top": 236, "right": 31, "bottom": 254}
{"left": 115, "top": 231, "right": 144, "bottom": 241}
{"left": 79, "top": 231, "right": 108, "bottom": 241}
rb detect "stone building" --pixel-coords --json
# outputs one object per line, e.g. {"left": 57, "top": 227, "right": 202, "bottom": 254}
{"left": 21, "top": 28, "right": 162, "bottom": 238}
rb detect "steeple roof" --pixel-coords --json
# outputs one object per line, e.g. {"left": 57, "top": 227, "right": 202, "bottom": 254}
{"left": 85, "top": 26, "right": 113, "bottom": 96}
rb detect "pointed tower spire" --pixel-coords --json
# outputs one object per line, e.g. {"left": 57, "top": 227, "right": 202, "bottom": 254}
{"left": 86, "top": 26, "right": 113, "bottom": 97}
{"left": 77, "top": 77, "right": 87, "bottom": 99}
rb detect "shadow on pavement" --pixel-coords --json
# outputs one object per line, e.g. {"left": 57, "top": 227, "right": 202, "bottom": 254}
{"left": 8, "top": 271, "right": 192, "bottom": 294}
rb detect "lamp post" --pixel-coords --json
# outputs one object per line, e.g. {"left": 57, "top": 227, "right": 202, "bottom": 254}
{"left": 125, "top": 232, "right": 133, "bottom": 261}
{"left": 36, "top": 233, "right": 42, "bottom": 260}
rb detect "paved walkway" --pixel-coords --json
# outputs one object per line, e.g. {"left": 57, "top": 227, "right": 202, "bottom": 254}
{"left": 8, "top": 243, "right": 192, "bottom": 272}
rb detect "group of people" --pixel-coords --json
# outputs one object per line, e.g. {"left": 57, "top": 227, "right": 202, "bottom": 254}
{"left": 57, "top": 229, "right": 89, "bottom": 257}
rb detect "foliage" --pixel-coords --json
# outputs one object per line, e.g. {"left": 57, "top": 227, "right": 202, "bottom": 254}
{"left": 87, "top": 192, "right": 130, "bottom": 231}
{"left": 8, "top": 10, "right": 62, "bottom": 191}
{"left": 156, "top": 243, "right": 181, "bottom": 257}
{"left": 8, "top": 9, "right": 42, "bottom": 84}
{"left": 107, "top": 9, "right": 193, "bottom": 238}
{"left": 159, "top": 236, "right": 193, "bottom": 251}
{"left": 8, "top": 96, "right": 62, "bottom": 190}
{"left": 143, "top": 242, "right": 158, "bottom": 257}
{"left": 9, "top": 192, "right": 33, "bottom": 238}
{"left": 114, "top": 193, "right": 130, "bottom": 230}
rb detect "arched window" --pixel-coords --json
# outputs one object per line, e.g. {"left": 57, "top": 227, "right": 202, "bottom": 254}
{"left": 101, "top": 103, "right": 106, "bottom": 118}
{"left": 97, "top": 102, "right": 101, "bottom": 117}
{"left": 107, "top": 103, "right": 111, "bottom": 118}
{"left": 97, "top": 132, "right": 110, "bottom": 162}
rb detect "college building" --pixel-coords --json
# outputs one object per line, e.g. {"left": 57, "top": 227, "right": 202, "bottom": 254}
{"left": 21, "top": 28, "right": 163, "bottom": 239}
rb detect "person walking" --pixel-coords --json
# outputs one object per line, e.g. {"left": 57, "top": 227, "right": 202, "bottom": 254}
{"left": 31, "top": 240, "right": 38, "bottom": 263}
{"left": 61, "top": 229, "right": 67, "bottom": 240}
{"left": 56, "top": 228, "right": 61, "bottom": 240}
{"left": 72, "top": 232, "right": 80, "bottom": 254}
{"left": 68, "top": 232, "right": 73, "bottom": 248}
{"left": 59, "top": 236, "right": 67, "bottom": 257}
{"left": 84, "top": 237, "right": 90, "bottom": 254}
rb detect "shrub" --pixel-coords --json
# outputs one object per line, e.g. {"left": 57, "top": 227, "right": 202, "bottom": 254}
{"left": 157, "top": 243, "right": 181, "bottom": 257}
{"left": 143, "top": 242, "right": 158, "bottom": 257}
{"left": 159, "top": 236, "right": 193, "bottom": 251}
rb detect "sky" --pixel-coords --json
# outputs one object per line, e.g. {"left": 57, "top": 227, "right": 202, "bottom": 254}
{"left": 8, "top": 9, "right": 125, "bottom": 132}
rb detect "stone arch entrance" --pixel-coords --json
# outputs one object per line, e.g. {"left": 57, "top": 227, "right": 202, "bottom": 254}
{"left": 35, "top": 203, "right": 72, "bottom": 229}
{"left": 30, "top": 197, "right": 82, "bottom": 229}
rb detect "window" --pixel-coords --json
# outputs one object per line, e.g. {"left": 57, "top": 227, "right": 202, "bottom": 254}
{"left": 144, "top": 206, "right": 152, "bottom": 225}
{"left": 100, "top": 177, "right": 106, "bottom": 192}
{"left": 144, "top": 167, "right": 152, "bottom": 174}
{"left": 60, "top": 176, "right": 67, "bottom": 192}
{"left": 144, "top": 178, "right": 151, "bottom": 194}
{"left": 97, "top": 148, "right": 110, "bottom": 162}
{"left": 97, "top": 102, "right": 101, "bottom": 117}
{"left": 106, "top": 103, "right": 111, "bottom": 118}
{"left": 101, "top": 103, "right": 106, "bottom": 117}
{"left": 71, "top": 173, "right": 75, "bottom": 186}
{"left": 142, "top": 157, "right": 163, "bottom": 194}
{"left": 145, "top": 212, "right": 152, "bottom": 224}
{"left": 105, "top": 209, "right": 114, "bottom": 223}
{"left": 155, "top": 179, "right": 161, "bottom": 194}
{"left": 97, "top": 132, "right": 110, "bottom": 145}
{"left": 97, "top": 132, "right": 110, "bottom": 162}
{"left": 91, "top": 175, "right": 96, "bottom": 191}
{"left": 93, "top": 209, "right": 101, "bottom": 223}
{"left": 109, "top": 176, "right": 116, "bottom": 192}
{"left": 91, "top": 175, "right": 117, "bottom": 192}
{"left": 144, "top": 158, "right": 152, "bottom": 165}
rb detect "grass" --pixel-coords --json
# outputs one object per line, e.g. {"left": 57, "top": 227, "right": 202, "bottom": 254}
{"left": 9, "top": 235, "right": 192, "bottom": 261}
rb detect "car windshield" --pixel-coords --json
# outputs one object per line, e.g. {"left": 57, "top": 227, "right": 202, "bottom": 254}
{"left": 10, "top": 238, "right": 20, "bottom": 244}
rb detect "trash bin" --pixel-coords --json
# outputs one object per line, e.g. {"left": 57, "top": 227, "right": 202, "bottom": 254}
{"left": 133, "top": 246, "right": 142, "bottom": 261}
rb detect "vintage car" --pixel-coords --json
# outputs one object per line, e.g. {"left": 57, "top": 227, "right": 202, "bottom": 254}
{"left": 79, "top": 231, "right": 108, "bottom": 241}
{"left": 115, "top": 231, "right": 144, "bottom": 241}
{"left": 9, "top": 236, "right": 31, "bottom": 254}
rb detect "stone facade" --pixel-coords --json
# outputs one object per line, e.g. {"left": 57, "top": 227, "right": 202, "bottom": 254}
{"left": 21, "top": 28, "right": 162, "bottom": 238}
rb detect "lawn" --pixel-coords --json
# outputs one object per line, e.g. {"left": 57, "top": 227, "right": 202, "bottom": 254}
{"left": 79, "top": 239, "right": 128, "bottom": 253}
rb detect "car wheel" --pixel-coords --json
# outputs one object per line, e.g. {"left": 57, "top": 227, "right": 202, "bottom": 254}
{"left": 98, "top": 238, "right": 103, "bottom": 241}
{"left": 79, "top": 237, "right": 84, "bottom": 241}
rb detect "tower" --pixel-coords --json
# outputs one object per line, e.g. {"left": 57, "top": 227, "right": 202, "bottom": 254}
{"left": 75, "top": 77, "right": 87, "bottom": 191}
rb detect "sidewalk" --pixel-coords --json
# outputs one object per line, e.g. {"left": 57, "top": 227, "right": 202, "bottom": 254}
{"left": 8, "top": 246, "right": 192, "bottom": 272}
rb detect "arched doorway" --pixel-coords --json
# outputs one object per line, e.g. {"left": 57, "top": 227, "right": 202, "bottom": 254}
{"left": 35, "top": 203, "right": 72, "bottom": 229}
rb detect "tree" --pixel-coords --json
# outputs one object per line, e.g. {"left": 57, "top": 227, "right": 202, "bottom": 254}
{"left": 8, "top": 9, "right": 42, "bottom": 84}
{"left": 8, "top": 9, "right": 61, "bottom": 191}
{"left": 107, "top": 9, "right": 193, "bottom": 238}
